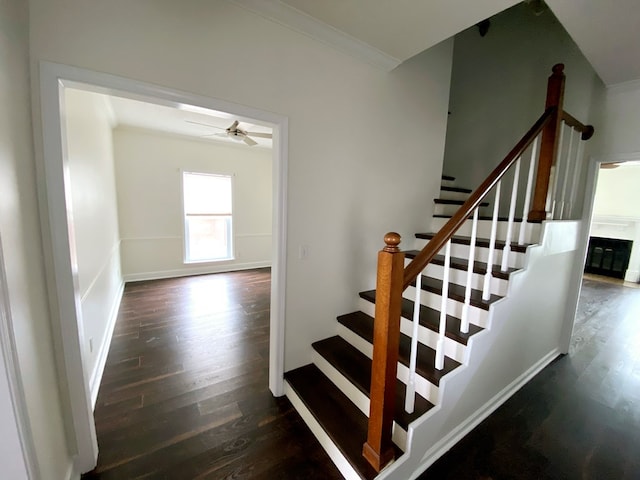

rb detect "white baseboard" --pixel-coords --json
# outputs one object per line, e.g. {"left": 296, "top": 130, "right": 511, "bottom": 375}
{"left": 123, "top": 261, "right": 271, "bottom": 283}
{"left": 89, "top": 280, "right": 124, "bottom": 410}
{"left": 408, "top": 348, "right": 562, "bottom": 479}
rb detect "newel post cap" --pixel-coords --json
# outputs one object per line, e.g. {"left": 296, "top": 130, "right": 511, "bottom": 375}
{"left": 383, "top": 232, "right": 401, "bottom": 252}
{"left": 551, "top": 63, "right": 565, "bottom": 76}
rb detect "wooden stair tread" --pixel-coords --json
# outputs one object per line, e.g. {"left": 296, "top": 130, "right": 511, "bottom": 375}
{"left": 434, "top": 198, "right": 489, "bottom": 207}
{"left": 285, "top": 364, "right": 382, "bottom": 480}
{"left": 415, "top": 232, "right": 530, "bottom": 254}
{"left": 337, "top": 311, "right": 461, "bottom": 386}
{"left": 359, "top": 290, "right": 483, "bottom": 343}
{"left": 312, "top": 336, "right": 434, "bottom": 430}
{"left": 404, "top": 250, "right": 518, "bottom": 281}
{"left": 441, "top": 186, "right": 472, "bottom": 194}
{"left": 433, "top": 214, "right": 525, "bottom": 223}
{"left": 418, "top": 275, "right": 501, "bottom": 308}
{"left": 441, "top": 174, "right": 455, "bottom": 182}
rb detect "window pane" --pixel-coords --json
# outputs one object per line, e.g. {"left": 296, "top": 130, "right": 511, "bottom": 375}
{"left": 186, "top": 216, "right": 231, "bottom": 261}
{"left": 183, "top": 172, "right": 232, "bottom": 215}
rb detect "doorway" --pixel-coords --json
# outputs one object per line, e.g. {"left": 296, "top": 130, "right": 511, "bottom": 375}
{"left": 38, "top": 62, "right": 288, "bottom": 473}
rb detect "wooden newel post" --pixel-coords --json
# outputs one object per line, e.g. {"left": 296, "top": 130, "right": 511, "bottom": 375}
{"left": 363, "top": 232, "right": 404, "bottom": 472}
{"left": 529, "top": 63, "right": 566, "bottom": 222}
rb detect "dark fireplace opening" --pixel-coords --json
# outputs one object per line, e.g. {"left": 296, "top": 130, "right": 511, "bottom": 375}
{"left": 584, "top": 237, "right": 633, "bottom": 279}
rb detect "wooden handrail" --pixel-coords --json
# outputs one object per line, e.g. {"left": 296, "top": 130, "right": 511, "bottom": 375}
{"left": 402, "top": 107, "right": 555, "bottom": 290}
{"left": 562, "top": 111, "right": 595, "bottom": 140}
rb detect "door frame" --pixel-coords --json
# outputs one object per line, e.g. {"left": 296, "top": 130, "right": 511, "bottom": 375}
{"left": 0, "top": 235, "right": 40, "bottom": 479}
{"left": 37, "top": 61, "right": 288, "bottom": 473}
{"left": 561, "top": 151, "right": 640, "bottom": 352}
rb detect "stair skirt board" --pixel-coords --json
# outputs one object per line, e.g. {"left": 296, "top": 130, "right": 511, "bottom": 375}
{"left": 337, "top": 324, "right": 441, "bottom": 406}
{"left": 395, "top": 348, "right": 562, "bottom": 480}
{"left": 312, "top": 350, "right": 409, "bottom": 451}
{"left": 284, "top": 381, "right": 364, "bottom": 480}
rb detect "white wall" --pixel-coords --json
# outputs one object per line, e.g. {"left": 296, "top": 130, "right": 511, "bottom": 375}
{"left": 29, "top": 0, "right": 454, "bottom": 375}
{"left": 443, "top": 2, "right": 604, "bottom": 215}
{"left": 0, "top": 0, "right": 73, "bottom": 477}
{"left": 590, "top": 164, "right": 640, "bottom": 282}
{"left": 113, "top": 128, "right": 272, "bottom": 280}
{"left": 63, "top": 88, "right": 124, "bottom": 404}
{"left": 598, "top": 81, "right": 640, "bottom": 156}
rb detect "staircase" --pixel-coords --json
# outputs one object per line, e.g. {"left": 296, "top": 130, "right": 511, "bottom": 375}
{"left": 283, "top": 65, "right": 595, "bottom": 479}
{"left": 284, "top": 175, "right": 537, "bottom": 480}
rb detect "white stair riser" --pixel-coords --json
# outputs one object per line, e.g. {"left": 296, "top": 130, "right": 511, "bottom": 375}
{"left": 439, "top": 189, "right": 469, "bottom": 201}
{"left": 434, "top": 203, "right": 491, "bottom": 217}
{"left": 358, "top": 298, "right": 468, "bottom": 363}
{"left": 440, "top": 178, "right": 456, "bottom": 188}
{"left": 338, "top": 324, "right": 440, "bottom": 405}
{"left": 414, "top": 238, "right": 526, "bottom": 269}
{"left": 311, "top": 351, "right": 409, "bottom": 451}
{"left": 429, "top": 217, "right": 542, "bottom": 245}
{"left": 414, "top": 260, "right": 509, "bottom": 297}
{"left": 402, "top": 286, "right": 490, "bottom": 328}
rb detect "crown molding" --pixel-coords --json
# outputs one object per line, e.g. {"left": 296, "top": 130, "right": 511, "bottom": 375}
{"left": 229, "top": 0, "right": 402, "bottom": 71}
{"left": 607, "top": 77, "right": 640, "bottom": 94}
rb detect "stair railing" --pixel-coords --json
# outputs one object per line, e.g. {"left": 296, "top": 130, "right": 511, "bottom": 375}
{"left": 363, "top": 64, "right": 594, "bottom": 473}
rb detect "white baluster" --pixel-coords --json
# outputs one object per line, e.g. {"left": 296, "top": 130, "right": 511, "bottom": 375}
{"left": 558, "top": 128, "right": 576, "bottom": 219}
{"left": 568, "top": 138, "right": 585, "bottom": 218}
{"left": 549, "top": 122, "right": 567, "bottom": 219}
{"left": 483, "top": 181, "right": 501, "bottom": 301}
{"left": 461, "top": 208, "right": 478, "bottom": 334}
{"left": 405, "top": 272, "right": 422, "bottom": 413}
{"left": 435, "top": 240, "right": 451, "bottom": 371}
{"left": 501, "top": 157, "right": 521, "bottom": 272}
{"left": 518, "top": 135, "right": 540, "bottom": 245}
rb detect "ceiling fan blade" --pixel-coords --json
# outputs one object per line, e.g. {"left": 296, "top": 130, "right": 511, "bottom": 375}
{"left": 245, "top": 132, "right": 272, "bottom": 139}
{"left": 243, "top": 136, "right": 258, "bottom": 146}
{"left": 185, "top": 120, "right": 224, "bottom": 129}
{"left": 213, "top": 132, "right": 229, "bottom": 138}
{"left": 227, "top": 120, "right": 240, "bottom": 132}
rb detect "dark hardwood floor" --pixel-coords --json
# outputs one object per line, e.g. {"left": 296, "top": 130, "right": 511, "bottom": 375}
{"left": 84, "top": 270, "right": 640, "bottom": 479}
{"left": 419, "top": 276, "right": 640, "bottom": 479}
{"left": 82, "top": 268, "right": 342, "bottom": 480}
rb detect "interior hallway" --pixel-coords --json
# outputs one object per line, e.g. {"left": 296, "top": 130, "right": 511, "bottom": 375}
{"left": 421, "top": 275, "right": 640, "bottom": 479}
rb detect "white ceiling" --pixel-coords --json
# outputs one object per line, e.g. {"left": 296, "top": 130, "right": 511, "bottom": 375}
{"left": 86, "top": 1, "right": 640, "bottom": 139}
{"left": 545, "top": 0, "right": 640, "bottom": 86}
{"left": 280, "top": 0, "right": 520, "bottom": 61}
{"left": 234, "top": 0, "right": 640, "bottom": 86}
{"left": 105, "top": 94, "right": 273, "bottom": 148}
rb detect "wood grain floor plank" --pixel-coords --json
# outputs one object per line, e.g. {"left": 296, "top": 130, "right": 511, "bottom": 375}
{"left": 83, "top": 268, "right": 342, "bottom": 479}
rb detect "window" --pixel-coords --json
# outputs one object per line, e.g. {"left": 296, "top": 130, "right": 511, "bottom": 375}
{"left": 182, "top": 172, "right": 233, "bottom": 263}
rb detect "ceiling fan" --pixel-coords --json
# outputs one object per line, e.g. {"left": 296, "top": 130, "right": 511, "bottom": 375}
{"left": 186, "top": 119, "right": 272, "bottom": 146}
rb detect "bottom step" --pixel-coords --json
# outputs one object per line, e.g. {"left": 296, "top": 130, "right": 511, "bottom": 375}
{"left": 285, "top": 364, "right": 399, "bottom": 480}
